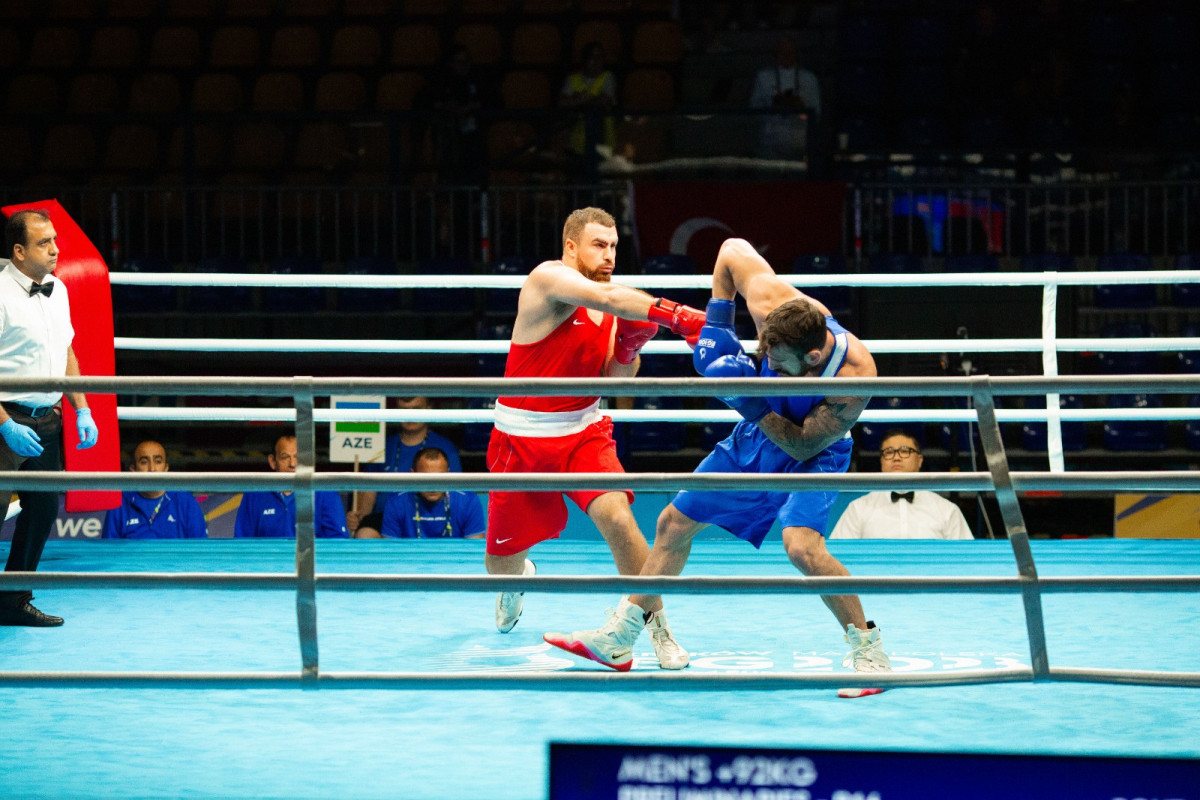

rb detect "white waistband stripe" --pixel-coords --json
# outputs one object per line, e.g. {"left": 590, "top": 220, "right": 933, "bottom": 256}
{"left": 493, "top": 399, "right": 603, "bottom": 438}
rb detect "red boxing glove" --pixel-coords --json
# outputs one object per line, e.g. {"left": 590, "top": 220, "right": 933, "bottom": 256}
{"left": 646, "top": 297, "right": 706, "bottom": 347}
{"left": 614, "top": 317, "right": 659, "bottom": 364}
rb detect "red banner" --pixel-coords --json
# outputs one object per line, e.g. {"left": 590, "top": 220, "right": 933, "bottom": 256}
{"left": 2, "top": 199, "right": 120, "bottom": 512}
{"left": 632, "top": 182, "right": 846, "bottom": 270}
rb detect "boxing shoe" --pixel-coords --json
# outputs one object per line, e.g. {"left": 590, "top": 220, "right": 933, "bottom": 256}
{"left": 543, "top": 598, "right": 645, "bottom": 672}
{"left": 646, "top": 609, "right": 689, "bottom": 669}
{"left": 495, "top": 559, "right": 535, "bottom": 633}
{"left": 0, "top": 601, "right": 64, "bottom": 627}
{"left": 838, "top": 621, "right": 890, "bottom": 699}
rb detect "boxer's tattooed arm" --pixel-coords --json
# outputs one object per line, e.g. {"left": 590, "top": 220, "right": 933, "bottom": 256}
{"left": 757, "top": 395, "right": 867, "bottom": 463}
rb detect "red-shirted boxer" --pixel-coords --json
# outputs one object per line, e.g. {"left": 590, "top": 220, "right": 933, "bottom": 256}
{"left": 485, "top": 207, "right": 702, "bottom": 671}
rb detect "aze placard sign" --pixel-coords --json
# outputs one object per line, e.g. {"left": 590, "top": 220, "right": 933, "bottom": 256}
{"left": 329, "top": 396, "right": 386, "bottom": 465}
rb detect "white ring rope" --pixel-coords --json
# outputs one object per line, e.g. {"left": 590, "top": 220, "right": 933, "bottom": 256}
{"left": 110, "top": 269, "right": 1200, "bottom": 359}
{"left": 108, "top": 269, "right": 1200, "bottom": 289}
{"left": 111, "top": 336, "right": 1200, "bottom": 354}
{"left": 9, "top": 374, "right": 1200, "bottom": 396}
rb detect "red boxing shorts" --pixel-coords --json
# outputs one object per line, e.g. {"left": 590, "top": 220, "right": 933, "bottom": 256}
{"left": 485, "top": 416, "right": 633, "bottom": 556}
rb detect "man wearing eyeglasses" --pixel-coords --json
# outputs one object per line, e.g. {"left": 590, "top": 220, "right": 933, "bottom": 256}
{"left": 831, "top": 429, "right": 973, "bottom": 540}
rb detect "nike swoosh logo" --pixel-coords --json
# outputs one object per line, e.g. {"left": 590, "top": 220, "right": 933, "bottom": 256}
{"left": 572, "top": 319, "right": 585, "bottom": 325}
{"left": 495, "top": 537, "right": 513, "bottom": 543}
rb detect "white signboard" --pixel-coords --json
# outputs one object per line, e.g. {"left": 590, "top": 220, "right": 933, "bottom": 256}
{"left": 329, "top": 395, "right": 387, "bottom": 464}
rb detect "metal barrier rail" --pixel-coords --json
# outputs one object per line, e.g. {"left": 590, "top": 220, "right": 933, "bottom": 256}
{"left": 850, "top": 181, "right": 1200, "bottom": 259}
{"left": 4, "top": 573, "right": 1198, "bottom": 595}
{"left": 2, "top": 372, "right": 1198, "bottom": 691}
{"left": 18, "top": 179, "right": 1200, "bottom": 266}
{"left": 111, "top": 406, "right": 1200, "bottom": 423}
{"left": 9, "top": 373, "right": 1200, "bottom": 397}
{"left": 7, "top": 469, "right": 1200, "bottom": 494}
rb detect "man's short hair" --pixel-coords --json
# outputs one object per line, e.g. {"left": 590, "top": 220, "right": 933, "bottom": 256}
{"left": 756, "top": 297, "right": 826, "bottom": 359}
{"left": 879, "top": 428, "right": 921, "bottom": 451}
{"left": 273, "top": 434, "right": 297, "bottom": 455}
{"left": 5, "top": 209, "right": 51, "bottom": 259}
{"left": 413, "top": 447, "right": 448, "bottom": 468}
{"left": 562, "top": 207, "right": 615, "bottom": 249}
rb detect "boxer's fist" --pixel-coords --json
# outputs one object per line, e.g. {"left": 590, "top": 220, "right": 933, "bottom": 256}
{"left": 705, "top": 353, "right": 770, "bottom": 423}
{"left": 614, "top": 317, "right": 659, "bottom": 365}
{"left": 693, "top": 298, "right": 744, "bottom": 375}
{"left": 647, "top": 297, "right": 706, "bottom": 343}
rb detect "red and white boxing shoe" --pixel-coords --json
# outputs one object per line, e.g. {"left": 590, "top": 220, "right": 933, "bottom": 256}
{"left": 543, "top": 598, "right": 646, "bottom": 672}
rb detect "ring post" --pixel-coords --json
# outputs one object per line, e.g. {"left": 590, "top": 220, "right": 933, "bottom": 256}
{"left": 1041, "top": 279, "right": 1064, "bottom": 472}
{"left": 972, "top": 377, "right": 1049, "bottom": 679}
{"left": 293, "top": 377, "right": 319, "bottom": 685}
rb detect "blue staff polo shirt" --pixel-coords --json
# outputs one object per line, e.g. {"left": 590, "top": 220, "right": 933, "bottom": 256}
{"left": 102, "top": 491, "right": 208, "bottom": 539}
{"left": 234, "top": 491, "right": 349, "bottom": 538}
{"left": 363, "top": 430, "right": 462, "bottom": 513}
{"left": 380, "top": 491, "right": 485, "bottom": 539}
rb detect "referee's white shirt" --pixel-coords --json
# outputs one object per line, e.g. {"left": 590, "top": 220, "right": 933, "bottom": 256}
{"left": 830, "top": 490, "right": 974, "bottom": 540}
{"left": 0, "top": 260, "right": 74, "bottom": 407}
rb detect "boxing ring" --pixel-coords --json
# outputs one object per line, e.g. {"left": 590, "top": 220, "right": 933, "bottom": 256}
{"left": 2, "top": 268, "right": 1200, "bottom": 798}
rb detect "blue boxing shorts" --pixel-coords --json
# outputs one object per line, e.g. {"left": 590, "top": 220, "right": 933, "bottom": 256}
{"left": 672, "top": 419, "right": 853, "bottom": 548}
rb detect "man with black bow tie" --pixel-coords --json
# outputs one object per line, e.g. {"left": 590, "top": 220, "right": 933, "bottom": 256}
{"left": 0, "top": 209, "right": 100, "bottom": 626}
{"left": 831, "top": 429, "right": 973, "bottom": 540}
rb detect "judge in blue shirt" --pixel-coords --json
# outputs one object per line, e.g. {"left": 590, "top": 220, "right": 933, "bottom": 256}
{"left": 234, "top": 434, "right": 348, "bottom": 538}
{"left": 103, "top": 440, "right": 207, "bottom": 539}
{"left": 349, "top": 396, "right": 462, "bottom": 537}
{"left": 375, "top": 447, "right": 485, "bottom": 539}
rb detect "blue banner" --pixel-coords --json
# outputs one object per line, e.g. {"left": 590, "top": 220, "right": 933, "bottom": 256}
{"left": 550, "top": 743, "right": 1200, "bottom": 800}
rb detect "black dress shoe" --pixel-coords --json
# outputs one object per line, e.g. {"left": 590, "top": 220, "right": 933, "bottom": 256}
{"left": 0, "top": 602, "right": 64, "bottom": 627}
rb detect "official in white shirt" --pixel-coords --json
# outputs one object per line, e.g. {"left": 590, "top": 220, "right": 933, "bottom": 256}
{"left": 831, "top": 430, "right": 973, "bottom": 540}
{"left": 748, "top": 37, "right": 821, "bottom": 160}
{"left": 0, "top": 209, "right": 100, "bottom": 627}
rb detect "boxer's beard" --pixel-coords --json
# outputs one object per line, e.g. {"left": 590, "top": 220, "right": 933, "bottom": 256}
{"left": 582, "top": 263, "right": 612, "bottom": 283}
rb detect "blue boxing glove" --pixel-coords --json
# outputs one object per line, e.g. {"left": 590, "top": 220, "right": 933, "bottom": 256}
{"left": 705, "top": 353, "right": 770, "bottom": 423}
{"left": 76, "top": 408, "right": 99, "bottom": 450}
{"left": 692, "top": 298, "right": 744, "bottom": 376}
{"left": 0, "top": 417, "right": 43, "bottom": 458}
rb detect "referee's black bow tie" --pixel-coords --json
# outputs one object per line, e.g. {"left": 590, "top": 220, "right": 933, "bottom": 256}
{"left": 891, "top": 491, "right": 914, "bottom": 503}
{"left": 28, "top": 281, "right": 53, "bottom": 297}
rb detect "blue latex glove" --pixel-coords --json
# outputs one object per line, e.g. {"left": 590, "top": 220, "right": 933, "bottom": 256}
{"left": 692, "top": 298, "right": 744, "bottom": 376}
{"left": 0, "top": 417, "right": 44, "bottom": 457}
{"left": 705, "top": 353, "right": 770, "bottom": 423}
{"left": 76, "top": 408, "right": 99, "bottom": 450}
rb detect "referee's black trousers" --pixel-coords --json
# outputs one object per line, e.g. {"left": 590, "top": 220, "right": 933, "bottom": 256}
{"left": 1, "top": 408, "right": 63, "bottom": 608}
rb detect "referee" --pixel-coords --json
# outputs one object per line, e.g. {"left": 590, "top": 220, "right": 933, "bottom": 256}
{"left": 0, "top": 209, "right": 99, "bottom": 627}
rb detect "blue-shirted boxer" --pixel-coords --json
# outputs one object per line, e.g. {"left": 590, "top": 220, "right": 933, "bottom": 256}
{"left": 545, "top": 238, "right": 892, "bottom": 697}
{"left": 671, "top": 314, "right": 854, "bottom": 548}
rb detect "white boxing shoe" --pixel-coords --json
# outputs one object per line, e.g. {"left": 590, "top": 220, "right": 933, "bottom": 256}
{"left": 494, "top": 559, "right": 535, "bottom": 633}
{"left": 646, "top": 609, "right": 689, "bottom": 670}
{"left": 543, "top": 598, "right": 645, "bottom": 672}
{"left": 838, "top": 621, "right": 891, "bottom": 699}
